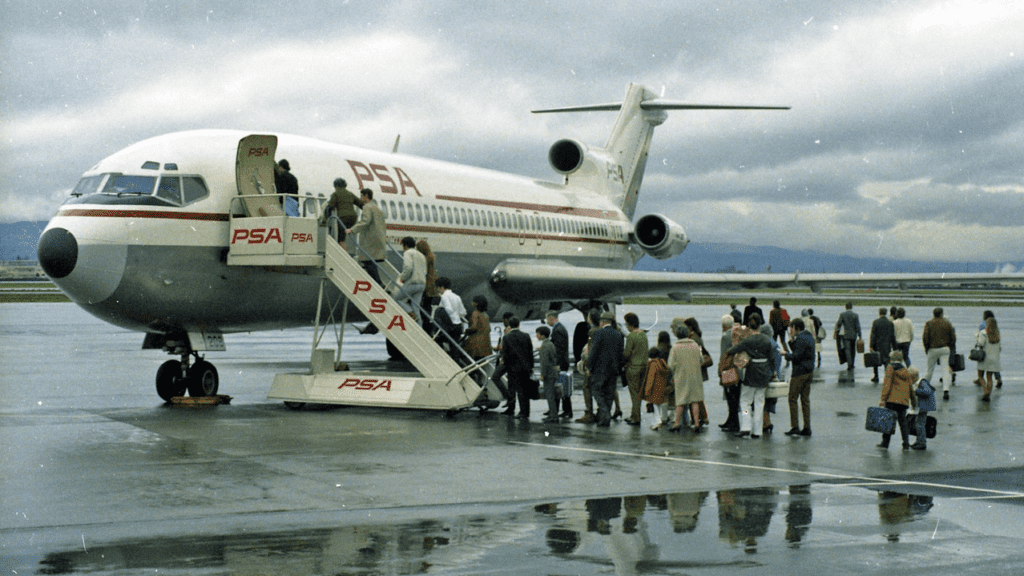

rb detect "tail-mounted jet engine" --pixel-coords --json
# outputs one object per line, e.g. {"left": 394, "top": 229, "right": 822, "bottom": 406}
{"left": 633, "top": 213, "right": 689, "bottom": 260}
{"left": 548, "top": 139, "right": 621, "bottom": 188}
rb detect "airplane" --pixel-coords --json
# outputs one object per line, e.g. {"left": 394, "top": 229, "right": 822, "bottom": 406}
{"left": 36, "top": 82, "right": 1023, "bottom": 404}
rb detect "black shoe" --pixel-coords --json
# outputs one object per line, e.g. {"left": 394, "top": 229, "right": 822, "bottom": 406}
{"left": 763, "top": 425, "right": 773, "bottom": 435}
{"left": 800, "top": 428, "right": 812, "bottom": 437}
{"left": 870, "top": 377, "right": 879, "bottom": 384}
{"left": 542, "top": 416, "right": 559, "bottom": 423}
{"left": 877, "top": 443, "right": 889, "bottom": 449}
{"left": 911, "top": 443, "right": 927, "bottom": 450}
{"left": 943, "top": 391, "right": 950, "bottom": 400}
{"left": 750, "top": 434, "right": 761, "bottom": 439}
{"left": 612, "top": 410, "right": 622, "bottom": 420}
{"left": 734, "top": 431, "right": 750, "bottom": 438}
{"left": 996, "top": 380, "right": 1003, "bottom": 389}
{"left": 559, "top": 412, "right": 573, "bottom": 419}
{"left": 902, "top": 444, "right": 911, "bottom": 450}
{"left": 785, "top": 427, "right": 801, "bottom": 436}
{"left": 515, "top": 413, "right": 530, "bottom": 420}
{"left": 626, "top": 419, "right": 640, "bottom": 426}
{"left": 668, "top": 424, "right": 682, "bottom": 432}
{"left": 721, "top": 425, "right": 739, "bottom": 433}
{"left": 501, "top": 409, "right": 514, "bottom": 415}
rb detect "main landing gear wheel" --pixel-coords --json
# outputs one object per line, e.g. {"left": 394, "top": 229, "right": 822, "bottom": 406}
{"left": 156, "top": 360, "right": 187, "bottom": 402}
{"left": 187, "top": 360, "right": 220, "bottom": 397}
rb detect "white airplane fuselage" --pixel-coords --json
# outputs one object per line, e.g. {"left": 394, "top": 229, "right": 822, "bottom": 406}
{"left": 38, "top": 129, "right": 639, "bottom": 336}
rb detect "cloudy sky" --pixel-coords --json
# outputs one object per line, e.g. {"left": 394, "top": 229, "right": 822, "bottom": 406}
{"left": 2, "top": 0, "right": 1023, "bottom": 263}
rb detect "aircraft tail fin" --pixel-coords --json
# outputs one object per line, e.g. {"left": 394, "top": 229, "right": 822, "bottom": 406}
{"left": 533, "top": 83, "right": 788, "bottom": 218}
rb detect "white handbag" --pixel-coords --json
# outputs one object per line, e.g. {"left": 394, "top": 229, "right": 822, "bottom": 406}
{"left": 765, "top": 380, "right": 789, "bottom": 399}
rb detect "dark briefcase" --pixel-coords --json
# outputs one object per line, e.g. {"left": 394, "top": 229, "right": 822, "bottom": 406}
{"left": 906, "top": 414, "right": 937, "bottom": 439}
{"left": 863, "top": 351, "right": 881, "bottom": 368}
{"left": 865, "top": 406, "right": 896, "bottom": 435}
{"left": 949, "top": 353, "right": 965, "bottom": 372}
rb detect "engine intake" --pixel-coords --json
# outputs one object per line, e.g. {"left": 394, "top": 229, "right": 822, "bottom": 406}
{"left": 634, "top": 214, "right": 689, "bottom": 260}
{"left": 548, "top": 139, "right": 586, "bottom": 174}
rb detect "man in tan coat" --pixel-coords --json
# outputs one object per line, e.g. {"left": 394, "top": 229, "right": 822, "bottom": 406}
{"left": 347, "top": 188, "right": 386, "bottom": 285}
{"left": 922, "top": 307, "right": 956, "bottom": 400}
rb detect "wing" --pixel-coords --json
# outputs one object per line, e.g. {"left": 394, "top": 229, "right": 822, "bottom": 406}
{"left": 489, "top": 259, "right": 1024, "bottom": 303}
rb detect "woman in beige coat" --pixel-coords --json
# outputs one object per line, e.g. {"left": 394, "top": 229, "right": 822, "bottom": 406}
{"left": 667, "top": 324, "right": 705, "bottom": 433}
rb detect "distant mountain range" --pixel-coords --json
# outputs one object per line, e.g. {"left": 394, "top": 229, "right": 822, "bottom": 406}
{"left": 0, "top": 221, "right": 47, "bottom": 261}
{"left": 2, "top": 220, "right": 1015, "bottom": 274}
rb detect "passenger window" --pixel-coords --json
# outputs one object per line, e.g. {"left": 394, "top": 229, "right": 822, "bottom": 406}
{"left": 182, "top": 177, "right": 208, "bottom": 204}
{"left": 155, "top": 177, "right": 182, "bottom": 205}
{"left": 399, "top": 202, "right": 407, "bottom": 220}
{"left": 388, "top": 201, "right": 397, "bottom": 219}
{"left": 415, "top": 203, "right": 423, "bottom": 222}
{"left": 431, "top": 205, "right": 438, "bottom": 222}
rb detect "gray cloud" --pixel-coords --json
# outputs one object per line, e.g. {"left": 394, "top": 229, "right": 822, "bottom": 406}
{"left": 2, "top": 0, "right": 1022, "bottom": 262}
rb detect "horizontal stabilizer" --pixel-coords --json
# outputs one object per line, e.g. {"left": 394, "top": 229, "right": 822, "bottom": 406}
{"left": 533, "top": 100, "right": 789, "bottom": 114}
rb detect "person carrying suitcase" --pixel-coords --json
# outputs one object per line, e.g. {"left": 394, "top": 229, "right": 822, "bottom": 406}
{"left": 878, "top": 350, "right": 916, "bottom": 450}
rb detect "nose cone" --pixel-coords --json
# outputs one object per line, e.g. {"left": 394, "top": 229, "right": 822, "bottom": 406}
{"left": 37, "top": 227, "right": 78, "bottom": 279}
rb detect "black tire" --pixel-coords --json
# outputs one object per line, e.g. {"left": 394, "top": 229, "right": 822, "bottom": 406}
{"left": 283, "top": 401, "right": 306, "bottom": 410}
{"left": 187, "top": 360, "right": 219, "bottom": 397}
{"left": 156, "top": 360, "right": 186, "bottom": 402}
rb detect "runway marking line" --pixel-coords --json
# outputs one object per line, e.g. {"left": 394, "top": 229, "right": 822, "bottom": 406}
{"left": 511, "top": 442, "right": 1024, "bottom": 500}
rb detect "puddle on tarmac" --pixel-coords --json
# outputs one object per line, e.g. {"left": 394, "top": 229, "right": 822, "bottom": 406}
{"left": 31, "top": 483, "right": 959, "bottom": 575}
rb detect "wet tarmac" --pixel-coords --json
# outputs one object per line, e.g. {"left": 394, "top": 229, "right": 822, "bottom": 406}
{"left": 2, "top": 302, "right": 1022, "bottom": 575}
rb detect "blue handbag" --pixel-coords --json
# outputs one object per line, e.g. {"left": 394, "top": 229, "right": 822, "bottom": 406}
{"left": 915, "top": 378, "right": 935, "bottom": 399}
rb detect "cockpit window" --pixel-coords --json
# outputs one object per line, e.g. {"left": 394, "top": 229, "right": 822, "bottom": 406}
{"left": 103, "top": 175, "right": 157, "bottom": 196}
{"left": 155, "top": 177, "right": 181, "bottom": 204}
{"left": 66, "top": 173, "right": 209, "bottom": 207}
{"left": 182, "top": 177, "right": 208, "bottom": 204}
{"left": 71, "top": 175, "right": 105, "bottom": 197}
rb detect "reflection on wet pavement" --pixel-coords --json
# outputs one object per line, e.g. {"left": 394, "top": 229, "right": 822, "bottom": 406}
{"left": 32, "top": 483, "right": 1020, "bottom": 575}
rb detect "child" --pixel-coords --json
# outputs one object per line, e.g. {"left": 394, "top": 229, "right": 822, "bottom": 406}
{"left": 909, "top": 367, "right": 934, "bottom": 450}
{"left": 878, "top": 350, "right": 917, "bottom": 450}
{"left": 537, "top": 326, "right": 560, "bottom": 423}
{"left": 641, "top": 346, "right": 671, "bottom": 429}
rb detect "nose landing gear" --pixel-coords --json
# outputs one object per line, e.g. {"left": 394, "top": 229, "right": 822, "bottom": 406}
{"left": 155, "top": 352, "right": 220, "bottom": 402}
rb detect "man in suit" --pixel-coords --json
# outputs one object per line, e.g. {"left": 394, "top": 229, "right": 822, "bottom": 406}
{"left": 743, "top": 297, "right": 764, "bottom": 326}
{"left": 545, "top": 311, "right": 572, "bottom": 419}
{"left": 834, "top": 302, "right": 861, "bottom": 372}
{"left": 501, "top": 316, "right": 535, "bottom": 419}
{"left": 869, "top": 307, "right": 896, "bottom": 383}
{"left": 587, "top": 311, "right": 625, "bottom": 427}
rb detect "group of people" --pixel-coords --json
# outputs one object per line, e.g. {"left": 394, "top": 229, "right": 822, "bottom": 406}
{"left": 477, "top": 301, "right": 1004, "bottom": 455}
{"left": 833, "top": 303, "right": 1003, "bottom": 403}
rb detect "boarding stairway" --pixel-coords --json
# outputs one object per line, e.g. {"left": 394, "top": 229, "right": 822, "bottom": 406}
{"left": 267, "top": 235, "right": 496, "bottom": 410}
{"left": 227, "top": 133, "right": 498, "bottom": 411}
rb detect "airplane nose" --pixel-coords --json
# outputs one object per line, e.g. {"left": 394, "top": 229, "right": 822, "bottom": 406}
{"left": 37, "top": 227, "right": 78, "bottom": 279}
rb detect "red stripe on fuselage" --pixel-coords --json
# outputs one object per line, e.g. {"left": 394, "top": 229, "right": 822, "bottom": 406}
{"left": 434, "top": 195, "right": 613, "bottom": 219}
{"left": 57, "top": 208, "right": 231, "bottom": 221}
